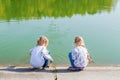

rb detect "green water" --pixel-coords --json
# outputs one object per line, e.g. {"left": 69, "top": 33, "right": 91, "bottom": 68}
{"left": 0, "top": 0, "right": 120, "bottom": 66}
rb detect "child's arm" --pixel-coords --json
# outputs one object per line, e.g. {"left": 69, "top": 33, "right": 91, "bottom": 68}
{"left": 42, "top": 51, "right": 53, "bottom": 62}
{"left": 29, "top": 48, "right": 33, "bottom": 55}
{"left": 87, "top": 55, "right": 93, "bottom": 63}
{"left": 85, "top": 48, "right": 93, "bottom": 63}
{"left": 29, "top": 49, "right": 32, "bottom": 55}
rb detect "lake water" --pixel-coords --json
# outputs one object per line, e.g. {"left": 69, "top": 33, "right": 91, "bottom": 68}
{"left": 0, "top": 0, "right": 120, "bottom": 66}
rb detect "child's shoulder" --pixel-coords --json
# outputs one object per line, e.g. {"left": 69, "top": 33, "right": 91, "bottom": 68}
{"left": 72, "top": 47, "right": 80, "bottom": 53}
{"left": 41, "top": 46, "right": 48, "bottom": 52}
{"left": 73, "top": 46, "right": 87, "bottom": 52}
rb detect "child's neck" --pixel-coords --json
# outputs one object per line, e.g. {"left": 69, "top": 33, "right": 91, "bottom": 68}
{"left": 37, "top": 44, "right": 46, "bottom": 46}
{"left": 76, "top": 45, "right": 85, "bottom": 47}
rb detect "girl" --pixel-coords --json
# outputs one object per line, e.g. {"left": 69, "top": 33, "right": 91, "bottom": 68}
{"left": 29, "top": 35, "right": 53, "bottom": 69}
{"left": 68, "top": 36, "right": 92, "bottom": 71}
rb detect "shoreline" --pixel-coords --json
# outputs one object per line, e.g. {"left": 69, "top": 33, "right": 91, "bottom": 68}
{"left": 1, "top": 63, "right": 120, "bottom": 67}
{"left": 0, "top": 64, "right": 120, "bottom": 70}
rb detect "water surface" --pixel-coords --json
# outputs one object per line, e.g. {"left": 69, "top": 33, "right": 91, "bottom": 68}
{"left": 0, "top": 0, "right": 120, "bottom": 66}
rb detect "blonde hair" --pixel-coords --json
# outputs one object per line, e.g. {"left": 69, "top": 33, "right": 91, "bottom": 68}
{"left": 37, "top": 35, "right": 49, "bottom": 46}
{"left": 74, "top": 36, "right": 85, "bottom": 47}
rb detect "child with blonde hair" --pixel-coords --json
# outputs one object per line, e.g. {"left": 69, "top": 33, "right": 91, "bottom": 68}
{"left": 29, "top": 35, "right": 53, "bottom": 69}
{"left": 68, "top": 36, "right": 92, "bottom": 71}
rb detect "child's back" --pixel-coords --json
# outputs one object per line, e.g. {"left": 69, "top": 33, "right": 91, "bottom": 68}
{"left": 29, "top": 36, "right": 53, "bottom": 69}
{"left": 68, "top": 36, "right": 92, "bottom": 71}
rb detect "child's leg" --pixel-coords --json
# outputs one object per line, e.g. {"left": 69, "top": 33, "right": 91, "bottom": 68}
{"left": 42, "top": 52, "right": 50, "bottom": 68}
{"left": 68, "top": 52, "right": 76, "bottom": 68}
{"left": 42, "top": 59, "right": 49, "bottom": 67}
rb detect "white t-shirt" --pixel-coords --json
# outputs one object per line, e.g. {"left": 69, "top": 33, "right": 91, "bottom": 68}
{"left": 29, "top": 46, "right": 53, "bottom": 68}
{"left": 72, "top": 46, "right": 88, "bottom": 68}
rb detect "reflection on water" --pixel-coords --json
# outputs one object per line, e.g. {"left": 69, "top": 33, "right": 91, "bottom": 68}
{"left": 0, "top": 0, "right": 120, "bottom": 66}
{"left": 0, "top": 0, "right": 117, "bottom": 21}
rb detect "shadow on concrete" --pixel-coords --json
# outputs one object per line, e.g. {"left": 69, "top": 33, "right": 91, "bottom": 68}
{"left": 0, "top": 66, "right": 81, "bottom": 73}
{"left": 0, "top": 67, "right": 51, "bottom": 73}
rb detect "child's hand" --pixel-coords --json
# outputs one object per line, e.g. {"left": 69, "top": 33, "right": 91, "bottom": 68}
{"left": 50, "top": 61, "right": 53, "bottom": 63}
{"left": 49, "top": 61, "right": 53, "bottom": 67}
{"left": 87, "top": 55, "right": 93, "bottom": 63}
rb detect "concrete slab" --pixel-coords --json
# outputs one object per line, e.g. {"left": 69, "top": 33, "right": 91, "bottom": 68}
{"left": 0, "top": 66, "right": 120, "bottom": 80}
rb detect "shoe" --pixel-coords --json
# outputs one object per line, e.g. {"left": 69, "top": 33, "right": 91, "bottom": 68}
{"left": 42, "top": 67, "right": 45, "bottom": 70}
{"left": 42, "top": 66, "right": 49, "bottom": 70}
{"left": 67, "top": 66, "right": 72, "bottom": 70}
{"left": 68, "top": 66, "right": 83, "bottom": 71}
{"left": 45, "top": 66, "right": 49, "bottom": 68}
{"left": 30, "top": 68, "right": 40, "bottom": 71}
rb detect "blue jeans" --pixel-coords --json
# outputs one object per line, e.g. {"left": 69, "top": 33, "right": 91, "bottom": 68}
{"left": 42, "top": 52, "right": 50, "bottom": 67}
{"left": 68, "top": 52, "right": 76, "bottom": 68}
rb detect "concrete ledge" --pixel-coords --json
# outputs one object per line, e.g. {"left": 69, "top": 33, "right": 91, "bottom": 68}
{"left": 0, "top": 66, "right": 120, "bottom": 80}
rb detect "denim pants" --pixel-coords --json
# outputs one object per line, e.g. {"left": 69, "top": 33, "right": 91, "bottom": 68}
{"left": 42, "top": 52, "right": 50, "bottom": 67}
{"left": 68, "top": 52, "right": 76, "bottom": 68}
